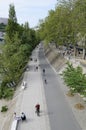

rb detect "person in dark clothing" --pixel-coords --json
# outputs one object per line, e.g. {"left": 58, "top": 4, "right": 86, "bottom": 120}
{"left": 43, "top": 69, "right": 45, "bottom": 75}
{"left": 44, "top": 79, "right": 47, "bottom": 84}
{"left": 21, "top": 112, "right": 26, "bottom": 121}
{"left": 36, "top": 66, "right": 38, "bottom": 71}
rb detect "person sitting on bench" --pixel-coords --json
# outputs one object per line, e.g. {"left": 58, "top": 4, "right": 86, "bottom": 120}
{"left": 21, "top": 112, "right": 26, "bottom": 121}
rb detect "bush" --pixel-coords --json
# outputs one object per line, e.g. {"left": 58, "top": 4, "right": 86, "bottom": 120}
{"left": 2, "top": 87, "right": 14, "bottom": 99}
{"left": 0, "top": 85, "right": 14, "bottom": 99}
{"left": 62, "top": 62, "right": 86, "bottom": 94}
{"left": 1, "top": 105, "right": 8, "bottom": 112}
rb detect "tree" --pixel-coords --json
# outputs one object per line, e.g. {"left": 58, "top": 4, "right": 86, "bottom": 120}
{"left": 9, "top": 4, "right": 17, "bottom": 23}
{"left": 0, "top": 23, "right": 6, "bottom": 32}
{"left": 6, "top": 4, "right": 18, "bottom": 40}
{"left": 0, "top": 4, "right": 39, "bottom": 99}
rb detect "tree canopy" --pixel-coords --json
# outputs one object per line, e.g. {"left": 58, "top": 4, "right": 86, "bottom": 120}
{"left": 0, "top": 4, "right": 39, "bottom": 99}
{"left": 38, "top": 0, "right": 86, "bottom": 47}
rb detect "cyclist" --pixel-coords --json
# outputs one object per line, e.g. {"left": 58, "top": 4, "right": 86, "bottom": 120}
{"left": 43, "top": 69, "right": 45, "bottom": 74}
{"left": 35, "top": 103, "right": 40, "bottom": 116}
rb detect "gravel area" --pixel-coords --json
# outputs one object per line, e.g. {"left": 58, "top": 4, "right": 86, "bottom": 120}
{"left": 0, "top": 86, "right": 22, "bottom": 130}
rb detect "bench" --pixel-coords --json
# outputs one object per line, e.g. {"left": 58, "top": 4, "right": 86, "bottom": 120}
{"left": 11, "top": 116, "right": 21, "bottom": 130}
{"left": 11, "top": 119, "right": 18, "bottom": 130}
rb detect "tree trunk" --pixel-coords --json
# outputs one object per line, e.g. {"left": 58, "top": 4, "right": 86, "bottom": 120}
{"left": 82, "top": 48, "right": 85, "bottom": 59}
{"left": 74, "top": 46, "right": 77, "bottom": 57}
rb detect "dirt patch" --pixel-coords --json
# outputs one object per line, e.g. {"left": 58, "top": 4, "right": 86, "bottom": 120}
{"left": 0, "top": 97, "right": 18, "bottom": 130}
{"left": 74, "top": 103, "right": 85, "bottom": 110}
{"left": 80, "top": 59, "right": 86, "bottom": 68}
{"left": 66, "top": 91, "right": 74, "bottom": 97}
{"left": 0, "top": 86, "right": 22, "bottom": 130}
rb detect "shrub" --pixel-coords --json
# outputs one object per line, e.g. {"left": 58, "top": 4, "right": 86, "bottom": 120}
{"left": 1, "top": 105, "right": 8, "bottom": 112}
{"left": 2, "top": 87, "right": 14, "bottom": 99}
{"left": 0, "top": 85, "right": 14, "bottom": 99}
{"left": 63, "top": 62, "right": 86, "bottom": 94}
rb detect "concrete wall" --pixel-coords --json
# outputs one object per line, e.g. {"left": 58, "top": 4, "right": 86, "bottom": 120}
{"left": 44, "top": 45, "right": 67, "bottom": 72}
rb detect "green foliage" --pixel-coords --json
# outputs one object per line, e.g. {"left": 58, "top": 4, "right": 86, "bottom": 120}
{"left": 0, "top": 5, "right": 39, "bottom": 99}
{"left": 63, "top": 62, "right": 86, "bottom": 94}
{"left": 9, "top": 4, "right": 17, "bottom": 23}
{"left": 38, "top": 0, "right": 86, "bottom": 46}
{"left": 0, "top": 85, "right": 14, "bottom": 99}
{"left": 0, "top": 23, "right": 6, "bottom": 32}
{"left": 6, "top": 4, "right": 18, "bottom": 40}
{"left": 2, "top": 87, "right": 14, "bottom": 99}
{"left": 1, "top": 105, "right": 8, "bottom": 112}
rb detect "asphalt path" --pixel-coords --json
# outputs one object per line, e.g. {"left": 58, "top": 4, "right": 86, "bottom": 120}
{"left": 38, "top": 44, "right": 81, "bottom": 130}
{"left": 17, "top": 47, "right": 50, "bottom": 130}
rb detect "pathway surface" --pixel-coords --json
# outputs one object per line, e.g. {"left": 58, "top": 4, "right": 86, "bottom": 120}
{"left": 16, "top": 43, "right": 82, "bottom": 130}
{"left": 17, "top": 47, "right": 50, "bottom": 130}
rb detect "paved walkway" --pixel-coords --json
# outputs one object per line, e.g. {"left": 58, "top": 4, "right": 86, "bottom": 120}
{"left": 17, "top": 47, "right": 50, "bottom": 130}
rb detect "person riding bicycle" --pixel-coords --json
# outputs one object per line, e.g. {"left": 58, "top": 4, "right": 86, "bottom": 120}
{"left": 35, "top": 103, "right": 40, "bottom": 116}
{"left": 43, "top": 69, "right": 45, "bottom": 74}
